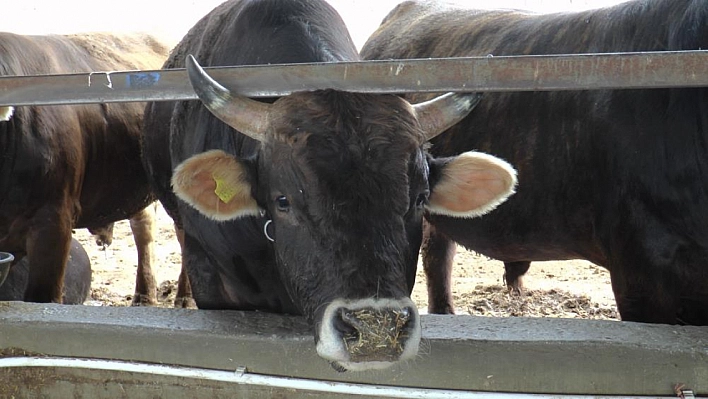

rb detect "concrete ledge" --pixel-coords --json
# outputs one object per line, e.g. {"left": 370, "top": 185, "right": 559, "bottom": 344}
{"left": 0, "top": 302, "right": 705, "bottom": 397}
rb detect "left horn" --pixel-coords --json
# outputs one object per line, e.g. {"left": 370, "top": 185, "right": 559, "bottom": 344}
{"left": 413, "top": 92, "right": 482, "bottom": 141}
{"left": 186, "top": 54, "right": 270, "bottom": 142}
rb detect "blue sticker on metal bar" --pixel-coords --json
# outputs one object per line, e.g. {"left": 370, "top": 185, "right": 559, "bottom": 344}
{"left": 126, "top": 72, "right": 161, "bottom": 89}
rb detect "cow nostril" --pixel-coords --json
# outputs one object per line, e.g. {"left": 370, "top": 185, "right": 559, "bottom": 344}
{"left": 335, "top": 309, "right": 361, "bottom": 337}
{"left": 398, "top": 307, "right": 411, "bottom": 322}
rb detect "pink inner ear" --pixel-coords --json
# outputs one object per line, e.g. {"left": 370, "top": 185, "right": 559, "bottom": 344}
{"left": 433, "top": 169, "right": 511, "bottom": 211}
{"left": 428, "top": 152, "right": 516, "bottom": 217}
{"left": 172, "top": 150, "right": 260, "bottom": 221}
{"left": 186, "top": 170, "right": 223, "bottom": 210}
{"left": 180, "top": 169, "right": 215, "bottom": 204}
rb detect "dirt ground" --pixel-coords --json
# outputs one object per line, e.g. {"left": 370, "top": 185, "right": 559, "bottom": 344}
{"left": 74, "top": 204, "right": 619, "bottom": 321}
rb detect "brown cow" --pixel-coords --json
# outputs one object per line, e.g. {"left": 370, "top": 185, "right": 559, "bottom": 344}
{"left": 0, "top": 32, "right": 191, "bottom": 306}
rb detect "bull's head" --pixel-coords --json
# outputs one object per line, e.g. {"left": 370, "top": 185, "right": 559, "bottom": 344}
{"left": 172, "top": 55, "right": 517, "bottom": 371}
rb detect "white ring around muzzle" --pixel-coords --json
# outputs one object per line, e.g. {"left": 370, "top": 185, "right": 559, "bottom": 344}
{"left": 316, "top": 297, "right": 421, "bottom": 372}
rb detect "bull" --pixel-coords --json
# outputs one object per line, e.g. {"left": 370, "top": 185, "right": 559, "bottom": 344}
{"left": 361, "top": 0, "right": 708, "bottom": 324}
{"left": 0, "top": 32, "right": 190, "bottom": 306}
{"left": 141, "top": 0, "right": 517, "bottom": 370}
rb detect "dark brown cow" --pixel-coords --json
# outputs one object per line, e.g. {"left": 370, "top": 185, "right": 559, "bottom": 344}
{"left": 141, "top": 0, "right": 517, "bottom": 370}
{"left": 0, "top": 32, "right": 191, "bottom": 306}
{"left": 361, "top": 0, "right": 708, "bottom": 324}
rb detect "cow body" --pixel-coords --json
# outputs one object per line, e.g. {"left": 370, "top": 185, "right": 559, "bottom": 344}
{"left": 361, "top": 0, "right": 708, "bottom": 324}
{"left": 142, "top": 0, "right": 516, "bottom": 370}
{"left": 0, "top": 238, "right": 91, "bottom": 304}
{"left": 0, "top": 32, "right": 169, "bottom": 304}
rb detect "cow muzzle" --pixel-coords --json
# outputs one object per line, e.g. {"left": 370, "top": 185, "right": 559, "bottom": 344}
{"left": 316, "top": 298, "right": 421, "bottom": 372}
{"left": 0, "top": 252, "right": 15, "bottom": 287}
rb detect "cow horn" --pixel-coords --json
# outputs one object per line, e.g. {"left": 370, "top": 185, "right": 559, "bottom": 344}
{"left": 413, "top": 92, "right": 482, "bottom": 141}
{"left": 185, "top": 54, "right": 270, "bottom": 142}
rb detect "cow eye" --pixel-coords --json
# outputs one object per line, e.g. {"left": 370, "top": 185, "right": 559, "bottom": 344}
{"left": 275, "top": 195, "right": 290, "bottom": 211}
{"left": 415, "top": 192, "right": 429, "bottom": 208}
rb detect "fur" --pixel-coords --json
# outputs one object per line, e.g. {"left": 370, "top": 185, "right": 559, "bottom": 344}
{"left": 361, "top": 0, "right": 708, "bottom": 324}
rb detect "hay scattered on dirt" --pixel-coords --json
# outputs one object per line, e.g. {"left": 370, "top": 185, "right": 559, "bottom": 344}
{"left": 88, "top": 280, "right": 180, "bottom": 308}
{"left": 457, "top": 285, "right": 619, "bottom": 320}
{"left": 89, "top": 281, "right": 619, "bottom": 322}
{"left": 156, "top": 280, "right": 180, "bottom": 306}
{"left": 88, "top": 286, "right": 130, "bottom": 307}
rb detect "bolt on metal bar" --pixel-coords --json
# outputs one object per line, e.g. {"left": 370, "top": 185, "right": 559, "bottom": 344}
{"left": 0, "top": 50, "right": 706, "bottom": 107}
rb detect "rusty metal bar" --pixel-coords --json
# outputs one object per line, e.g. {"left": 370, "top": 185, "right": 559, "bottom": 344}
{"left": 0, "top": 50, "right": 706, "bottom": 107}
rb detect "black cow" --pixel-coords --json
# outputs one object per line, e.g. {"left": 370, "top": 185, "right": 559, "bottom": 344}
{"left": 361, "top": 0, "right": 708, "bottom": 325}
{"left": 0, "top": 32, "right": 181, "bottom": 306}
{"left": 141, "top": 0, "right": 517, "bottom": 371}
{"left": 0, "top": 238, "right": 91, "bottom": 304}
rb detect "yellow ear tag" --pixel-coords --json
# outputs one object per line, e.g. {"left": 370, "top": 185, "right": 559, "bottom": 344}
{"left": 213, "top": 174, "right": 237, "bottom": 204}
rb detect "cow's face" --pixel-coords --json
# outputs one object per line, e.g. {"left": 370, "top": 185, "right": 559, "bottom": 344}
{"left": 172, "top": 56, "right": 517, "bottom": 371}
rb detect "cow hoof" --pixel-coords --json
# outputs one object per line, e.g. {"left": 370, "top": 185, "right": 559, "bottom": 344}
{"left": 507, "top": 285, "right": 524, "bottom": 296}
{"left": 506, "top": 276, "right": 525, "bottom": 296}
{"left": 174, "top": 296, "right": 197, "bottom": 309}
{"left": 131, "top": 294, "right": 158, "bottom": 307}
{"left": 428, "top": 303, "right": 455, "bottom": 314}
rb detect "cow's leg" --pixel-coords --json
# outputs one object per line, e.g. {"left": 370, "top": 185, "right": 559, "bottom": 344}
{"left": 129, "top": 206, "right": 158, "bottom": 306}
{"left": 503, "top": 261, "right": 531, "bottom": 295}
{"left": 612, "top": 259, "right": 708, "bottom": 325}
{"left": 608, "top": 226, "right": 685, "bottom": 324}
{"left": 24, "top": 206, "right": 72, "bottom": 303}
{"left": 607, "top": 211, "right": 694, "bottom": 324}
{"left": 676, "top": 296, "right": 708, "bottom": 326}
{"left": 610, "top": 269, "right": 680, "bottom": 324}
{"left": 173, "top": 224, "right": 196, "bottom": 308}
{"left": 420, "top": 221, "right": 456, "bottom": 314}
{"left": 180, "top": 230, "right": 234, "bottom": 309}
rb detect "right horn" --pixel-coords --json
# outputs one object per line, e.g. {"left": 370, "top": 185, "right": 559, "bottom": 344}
{"left": 185, "top": 54, "right": 270, "bottom": 142}
{"left": 413, "top": 92, "right": 482, "bottom": 141}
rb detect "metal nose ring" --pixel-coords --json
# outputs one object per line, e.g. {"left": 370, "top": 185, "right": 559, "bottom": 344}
{"left": 263, "top": 220, "right": 275, "bottom": 242}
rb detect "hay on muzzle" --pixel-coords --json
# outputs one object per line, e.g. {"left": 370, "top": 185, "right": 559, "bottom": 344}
{"left": 340, "top": 308, "right": 411, "bottom": 362}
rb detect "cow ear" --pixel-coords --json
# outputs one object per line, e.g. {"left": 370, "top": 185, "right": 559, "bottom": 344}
{"left": 171, "top": 149, "right": 261, "bottom": 221}
{"left": 427, "top": 151, "right": 517, "bottom": 218}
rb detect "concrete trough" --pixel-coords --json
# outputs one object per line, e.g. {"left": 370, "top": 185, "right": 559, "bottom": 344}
{"left": 0, "top": 302, "right": 705, "bottom": 398}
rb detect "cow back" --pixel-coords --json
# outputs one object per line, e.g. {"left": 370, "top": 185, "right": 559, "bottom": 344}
{"left": 364, "top": 1, "right": 708, "bottom": 58}
{"left": 67, "top": 33, "right": 171, "bottom": 227}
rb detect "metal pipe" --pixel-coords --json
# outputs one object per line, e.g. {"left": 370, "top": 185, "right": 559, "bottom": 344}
{"left": 0, "top": 50, "right": 706, "bottom": 107}
{"left": 0, "top": 356, "right": 676, "bottom": 398}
